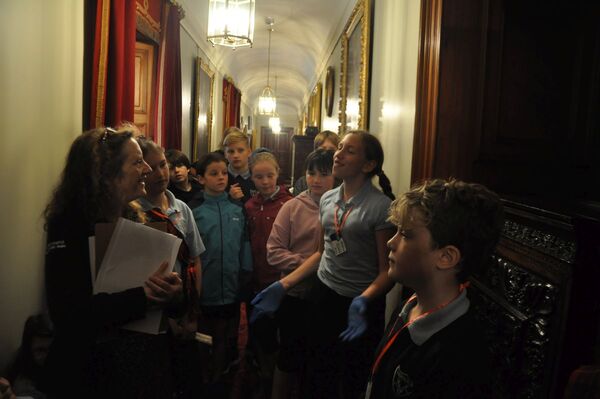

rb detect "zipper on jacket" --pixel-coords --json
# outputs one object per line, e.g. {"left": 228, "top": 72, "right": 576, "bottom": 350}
{"left": 218, "top": 201, "right": 224, "bottom": 304}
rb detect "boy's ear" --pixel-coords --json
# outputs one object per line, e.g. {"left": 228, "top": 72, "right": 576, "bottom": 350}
{"left": 197, "top": 175, "right": 206, "bottom": 185}
{"left": 435, "top": 245, "right": 461, "bottom": 270}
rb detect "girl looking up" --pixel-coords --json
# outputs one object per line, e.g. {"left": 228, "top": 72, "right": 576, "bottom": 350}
{"left": 251, "top": 131, "right": 396, "bottom": 399}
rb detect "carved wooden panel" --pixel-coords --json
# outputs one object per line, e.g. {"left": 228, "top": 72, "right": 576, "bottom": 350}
{"left": 469, "top": 201, "right": 586, "bottom": 398}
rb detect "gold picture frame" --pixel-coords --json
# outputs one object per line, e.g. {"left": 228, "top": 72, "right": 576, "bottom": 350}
{"left": 339, "top": 0, "right": 371, "bottom": 135}
{"left": 192, "top": 57, "right": 215, "bottom": 161}
{"left": 308, "top": 82, "right": 323, "bottom": 130}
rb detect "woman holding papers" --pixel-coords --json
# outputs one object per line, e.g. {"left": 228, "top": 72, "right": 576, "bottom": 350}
{"left": 43, "top": 127, "right": 183, "bottom": 398}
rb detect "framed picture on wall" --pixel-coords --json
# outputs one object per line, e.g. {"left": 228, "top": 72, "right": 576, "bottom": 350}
{"left": 325, "top": 66, "right": 335, "bottom": 117}
{"left": 192, "top": 57, "right": 214, "bottom": 161}
{"left": 308, "top": 82, "right": 322, "bottom": 130}
{"left": 339, "top": 0, "right": 372, "bottom": 135}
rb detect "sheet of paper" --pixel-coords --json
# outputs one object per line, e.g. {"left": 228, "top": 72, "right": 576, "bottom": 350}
{"left": 93, "top": 218, "right": 182, "bottom": 334}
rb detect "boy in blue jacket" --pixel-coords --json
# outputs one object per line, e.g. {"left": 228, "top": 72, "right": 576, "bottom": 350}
{"left": 190, "top": 152, "right": 252, "bottom": 384}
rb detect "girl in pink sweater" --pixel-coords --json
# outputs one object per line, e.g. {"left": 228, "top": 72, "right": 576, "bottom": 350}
{"left": 266, "top": 149, "right": 335, "bottom": 398}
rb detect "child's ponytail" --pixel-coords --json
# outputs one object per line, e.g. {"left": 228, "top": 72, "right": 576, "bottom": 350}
{"left": 377, "top": 170, "right": 395, "bottom": 200}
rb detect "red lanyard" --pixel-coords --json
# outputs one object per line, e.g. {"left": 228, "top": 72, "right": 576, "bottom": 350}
{"left": 333, "top": 204, "right": 353, "bottom": 238}
{"left": 371, "top": 284, "right": 467, "bottom": 376}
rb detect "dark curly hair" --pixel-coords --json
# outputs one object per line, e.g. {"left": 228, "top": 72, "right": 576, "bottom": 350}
{"left": 44, "top": 127, "right": 143, "bottom": 229}
{"left": 389, "top": 179, "right": 504, "bottom": 282}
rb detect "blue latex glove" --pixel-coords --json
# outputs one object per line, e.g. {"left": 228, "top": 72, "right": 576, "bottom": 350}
{"left": 339, "top": 296, "right": 368, "bottom": 342}
{"left": 250, "top": 281, "right": 286, "bottom": 323}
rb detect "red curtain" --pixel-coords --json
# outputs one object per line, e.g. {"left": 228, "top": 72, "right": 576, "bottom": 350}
{"left": 223, "top": 78, "right": 241, "bottom": 129}
{"left": 156, "top": 3, "right": 183, "bottom": 150}
{"left": 88, "top": 0, "right": 136, "bottom": 128}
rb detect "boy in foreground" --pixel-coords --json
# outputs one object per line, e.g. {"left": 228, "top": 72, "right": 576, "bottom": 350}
{"left": 367, "top": 179, "right": 504, "bottom": 398}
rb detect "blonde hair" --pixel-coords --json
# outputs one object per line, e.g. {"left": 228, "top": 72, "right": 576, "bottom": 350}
{"left": 222, "top": 127, "right": 250, "bottom": 148}
{"left": 249, "top": 151, "right": 280, "bottom": 173}
{"left": 314, "top": 130, "right": 339, "bottom": 149}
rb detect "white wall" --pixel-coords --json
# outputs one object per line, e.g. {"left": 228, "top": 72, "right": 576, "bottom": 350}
{"left": 369, "top": 0, "right": 421, "bottom": 318}
{"left": 370, "top": 0, "right": 420, "bottom": 196}
{"left": 0, "top": 0, "right": 83, "bottom": 370}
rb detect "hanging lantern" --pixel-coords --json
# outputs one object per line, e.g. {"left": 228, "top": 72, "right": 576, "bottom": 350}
{"left": 258, "top": 18, "right": 277, "bottom": 115}
{"left": 269, "top": 114, "right": 281, "bottom": 133}
{"left": 207, "top": 0, "right": 255, "bottom": 49}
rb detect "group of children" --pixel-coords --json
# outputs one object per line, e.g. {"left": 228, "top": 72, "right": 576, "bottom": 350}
{"left": 33, "top": 123, "right": 505, "bottom": 399}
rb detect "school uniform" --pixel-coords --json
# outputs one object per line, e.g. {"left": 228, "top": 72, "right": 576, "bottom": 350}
{"left": 226, "top": 165, "right": 256, "bottom": 204}
{"left": 137, "top": 190, "right": 205, "bottom": 275}
{"left": 168, "top": 179, "right": 203, "bottom": 205}
{"left": 138, "top": 191, "right": 206, "bottom": 398}
{"left": 305, "top": 180, "right": 393, "bottom": 398}
{"left": 368, "top": 290, "right": 491, "bottom": 398}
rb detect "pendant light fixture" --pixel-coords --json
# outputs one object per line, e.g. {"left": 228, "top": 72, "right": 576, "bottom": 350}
{"left": 269, "top": 75, "right": 281, "bottom": 133}
{"left": 258, "top": 18, "right": 276, "bottom": 115}
{"left": 207, "top": 0, "right": 255, "bottom": 49}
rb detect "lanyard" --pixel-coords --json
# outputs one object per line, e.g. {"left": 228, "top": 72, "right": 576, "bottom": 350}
{"left": 333, "top": 204, "right": 353, "bottom": 238}
{"left": 371, "top": 284, "right": 467, "bottom": 376}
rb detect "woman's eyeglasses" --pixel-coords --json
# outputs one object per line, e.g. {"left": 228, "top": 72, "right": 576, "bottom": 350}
{"left": 101, "top": 127, "right": 118, "bottom": 143}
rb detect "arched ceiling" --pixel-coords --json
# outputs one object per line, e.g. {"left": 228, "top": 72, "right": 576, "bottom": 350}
{"left": 180, "top": 0, "right": 354, "bottom": 117}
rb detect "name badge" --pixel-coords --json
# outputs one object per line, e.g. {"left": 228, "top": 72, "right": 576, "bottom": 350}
{"left": 331, "top": 237, "right": 347, "bottom": 256}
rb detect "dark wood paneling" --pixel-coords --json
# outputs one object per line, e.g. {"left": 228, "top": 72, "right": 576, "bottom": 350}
{"left": 290, "top": 135, "right": 314, "bottom": 185}
{"left": 470, "top": 201, "right": 600, "bottom": 398}
{"left": 412, "top": 1, "right": 600, "bottom": 397}
{"left": 415, "top": 0, "right": 600, "bottom": 202}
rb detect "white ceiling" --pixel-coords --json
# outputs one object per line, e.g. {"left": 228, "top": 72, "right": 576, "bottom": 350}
{"left": 180, "top": 0, "right": 355, "bottom": 117}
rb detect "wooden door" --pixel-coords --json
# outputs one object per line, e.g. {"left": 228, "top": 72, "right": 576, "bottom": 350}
{"left": 412, "top": 1, "right": 600, "bottom": 202}
{"left": 134, "top": 42, "right": 155, "bottom": 136}
{"left": 260, "top": 126, "right": 295, "bottom": 186}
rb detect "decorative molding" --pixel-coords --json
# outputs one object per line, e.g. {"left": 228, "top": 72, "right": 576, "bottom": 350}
{"left": 502, "top": 220, "right": 577, "bottom": 264}
{"left": 168, "top": 0, "right": 185, "bottom": 20}
{"left": 136, "top": 1, "right": 161, "bottom": 32}
{"left": 338, "top": 0, "right": 371, "bottom": 135}
{"left": 411, "top": 0, "right": 442, "bottom": 183}
{"left": 136, "top": 13, "right": 160, "bottom": 43}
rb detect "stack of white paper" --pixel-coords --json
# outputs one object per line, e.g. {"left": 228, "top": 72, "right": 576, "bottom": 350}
{"left": 92, "top": 217, "right": 182, "bottom": 334}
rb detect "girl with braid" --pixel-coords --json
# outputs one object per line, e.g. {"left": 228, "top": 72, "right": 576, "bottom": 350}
{"left": 251, "top": 131, "right": 396, "bottom": 398}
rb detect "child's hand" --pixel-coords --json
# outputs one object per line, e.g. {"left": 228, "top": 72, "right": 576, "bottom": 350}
{"left": 339, "top": 296, "right": 368, "bottom": 341}
{"left": 229, "top": 183, "right": 244, "bottom": 200}
{"left": 250, "top": 281, "right": 285, "bottom": 323}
